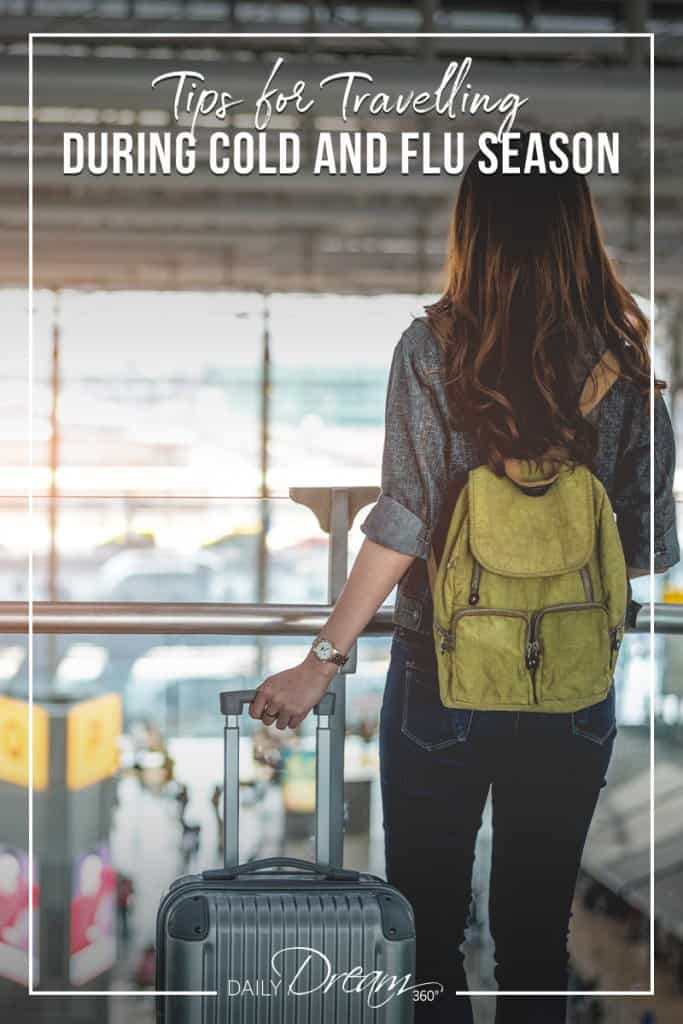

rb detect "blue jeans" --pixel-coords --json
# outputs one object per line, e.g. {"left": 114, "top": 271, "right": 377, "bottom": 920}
{"left": 379, "top": 626, "right": 617, "bottom": 1024}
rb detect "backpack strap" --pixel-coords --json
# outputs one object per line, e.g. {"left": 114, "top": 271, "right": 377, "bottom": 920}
{"left": 503, "top": 454, "right": 563, "bottom": 488}
{"left": 426, "top": 472, "right": 469, "bottom": 593}
{"left": 427, "top": 548, "right": 439, "bottom": 591}
{"left": 578, "top": 348, "right": 621, "bottom": 416}
{"left": 503, "top": 349, "right": 622, "bottom": 488}
{"left": 425, "top": 349, "right": 622, "bottom": 595}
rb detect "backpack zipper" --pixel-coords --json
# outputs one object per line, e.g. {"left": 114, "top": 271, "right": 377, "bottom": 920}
{"left": 435, "top": 621, "right": 452, "bottom": 653}
{"left": 469, "top": 559, "right": 482, "bottom": 605}
{"left": 609, "top": 619, "right": 625, "bottom": 667}
{"left": 437, "top": 607, "right": 529, "bottom": 654}
{"left": 527, "top": 602, "right": 607, "bottom": 648}
{"left": 525, "top": 601, "right": 609, "bottom": 688}
{"left": 580, "top": 566, "right": 594, "bottom": 602}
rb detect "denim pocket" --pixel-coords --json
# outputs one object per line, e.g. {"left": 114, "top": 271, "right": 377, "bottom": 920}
{"left": 571, "top": 687, "right": 617, "bottom": 746}
{"left": 400, "top": 659, "right": 473, "bottom": 751}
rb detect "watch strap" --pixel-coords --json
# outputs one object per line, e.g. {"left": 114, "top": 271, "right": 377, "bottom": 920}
{"left": 312, "top": 636, "right": 349, "bottom": 667}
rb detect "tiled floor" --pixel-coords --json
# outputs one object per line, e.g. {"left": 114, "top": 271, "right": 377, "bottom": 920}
{"left": 567, "top": 891, "right": 682, "bottom": 1024}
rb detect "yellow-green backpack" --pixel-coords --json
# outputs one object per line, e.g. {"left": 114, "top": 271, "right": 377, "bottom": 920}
{"left": 429, "top": 351, "right": 628, "bottom": 713}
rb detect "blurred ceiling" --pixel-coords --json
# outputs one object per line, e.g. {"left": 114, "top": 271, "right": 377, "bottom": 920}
{"left": 2, "top": 1, "right": 682, "bottom": 295}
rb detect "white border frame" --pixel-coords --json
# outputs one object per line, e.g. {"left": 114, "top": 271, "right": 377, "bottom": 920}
{"left": 27, "top": 30, "right": 656, "bottom": 1000}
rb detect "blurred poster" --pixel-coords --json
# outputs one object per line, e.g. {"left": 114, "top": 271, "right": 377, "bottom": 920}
{"left": 69, "top": 842, "right": 116, "bottom": 985}
{"left": 281, "top": 748, "right": 316, "bottom": 813}
{"left": 0, "top": 844, "right": 39, "bottom": 986}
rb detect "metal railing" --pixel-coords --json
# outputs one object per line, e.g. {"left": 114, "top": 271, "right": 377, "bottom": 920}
{"left": 0, "top": 600, "right": 680, "bottom": 635}
{"left": 4, "top": 478, "right": 682, "bottom": 635}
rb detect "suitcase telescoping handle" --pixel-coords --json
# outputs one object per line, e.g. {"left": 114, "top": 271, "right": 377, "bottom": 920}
{"left": 219, "top": 690, "right": 335, "bottom": 717}
{"left": 216, "top": 689, "right": 337, "bottom": 870}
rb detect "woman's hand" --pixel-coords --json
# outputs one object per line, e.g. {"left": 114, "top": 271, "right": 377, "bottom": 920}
{"left": 249, "top": 652, "right": 338, "bottom": 730}
{"left": 246, "top": 539, "right": 414, "bottom": 731}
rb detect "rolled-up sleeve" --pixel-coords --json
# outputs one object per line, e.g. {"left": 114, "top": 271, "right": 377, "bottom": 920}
{"left": 360, "top": 326, "right": 451, "bottom": 559}
{"left": 612, "top": 388, "right": 680, "bottom": 572}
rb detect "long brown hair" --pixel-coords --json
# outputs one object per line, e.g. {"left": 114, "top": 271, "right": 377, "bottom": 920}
{"left": 425, "top": 131, "right": 660, "bottom": 474}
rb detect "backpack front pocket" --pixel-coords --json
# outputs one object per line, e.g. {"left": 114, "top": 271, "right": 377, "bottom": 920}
{"left": 531, "top": 603, "right": 613, "bottom": 705}
{"left": 436, "top": 608, "right": 534, "bottom": 708}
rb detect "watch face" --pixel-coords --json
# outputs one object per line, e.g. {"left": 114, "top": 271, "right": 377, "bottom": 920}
{"left": 315, "top": 639, "right": 333, "bottom": 660}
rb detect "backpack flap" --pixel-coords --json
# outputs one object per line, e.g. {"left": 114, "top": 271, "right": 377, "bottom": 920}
{"left": 468, "top": 463, "right": 595, "bottom": 578}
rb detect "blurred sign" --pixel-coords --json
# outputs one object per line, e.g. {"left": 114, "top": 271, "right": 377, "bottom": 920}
{"left": 281, "top": 749, "right": 316, "bottom": 814}
{"left": 69, "top": 842, "right": 116, "bottom": 985}
{"left": 663, "top": 587, "right": 683, "bottom": 604}
{"left": 0, "top": 844, "right": 39, "bottom": 985}
{"left": 67, "top": 694, "right": 122, "bottom": 791}
{"left": 0, "top": 697, "right": 49, "bottom": 791}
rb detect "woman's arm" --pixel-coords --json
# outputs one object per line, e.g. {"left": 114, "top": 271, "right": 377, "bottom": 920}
{"left": 613, "top": 389, "right": 680, "bottom": 575}
{"left": 249, "top": 538, "right": 414, "bottom": 729}
{"left": 251, "top": 324, "right": 452, "bottom": 730}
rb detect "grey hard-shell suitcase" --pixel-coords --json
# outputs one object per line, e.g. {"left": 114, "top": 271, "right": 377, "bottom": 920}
{"left": 155, "top": 689, "right": 416, "bottom": 1023}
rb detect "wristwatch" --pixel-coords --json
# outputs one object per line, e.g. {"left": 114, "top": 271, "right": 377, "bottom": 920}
{"left": 310, "top": 635, "right": 349, "bottom": 668}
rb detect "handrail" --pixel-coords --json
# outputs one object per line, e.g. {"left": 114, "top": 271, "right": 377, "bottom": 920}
{"left": 0, "top": 601, "right": 679, "bottom": 635}
{"left": 0, "top": 601, "right": 392, "bottom": 635}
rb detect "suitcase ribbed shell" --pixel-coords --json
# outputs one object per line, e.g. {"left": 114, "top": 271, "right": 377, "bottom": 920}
{"left": 157, "top": 875, "right": 416, "bottom": 1024}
